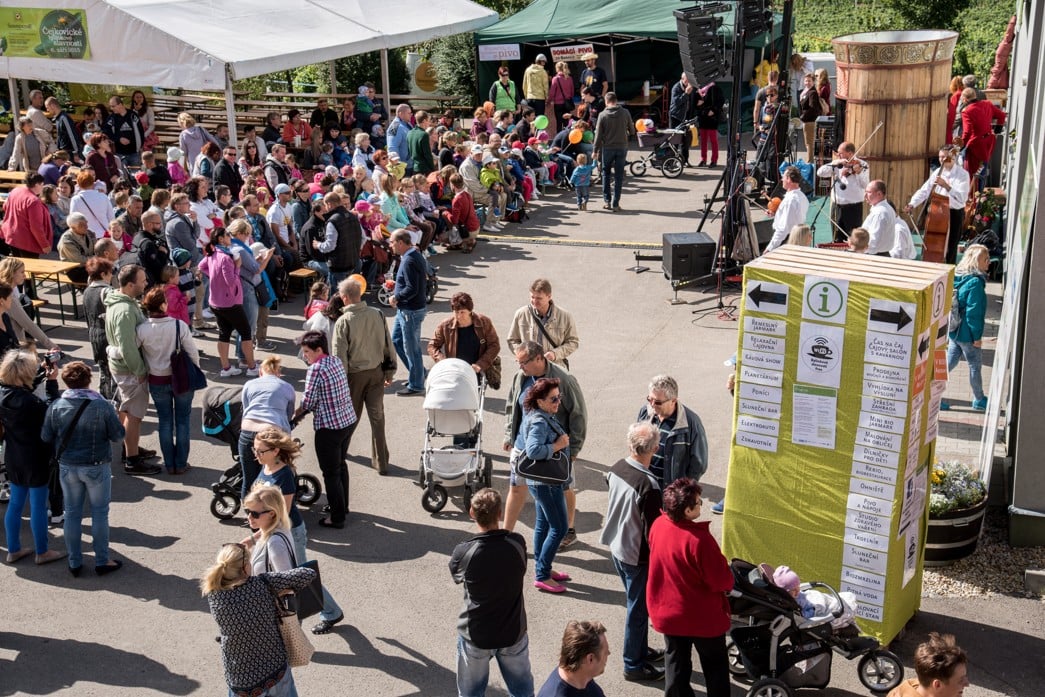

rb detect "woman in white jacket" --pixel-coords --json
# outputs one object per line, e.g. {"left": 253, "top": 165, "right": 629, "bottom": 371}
{"left": 136, "top": 286, "right": 200, "bottom": 474}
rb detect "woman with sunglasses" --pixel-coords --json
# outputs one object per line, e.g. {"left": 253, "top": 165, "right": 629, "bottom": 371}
{"left": 201, "top": 541, "right": 316, "bottom": 697}
{"left": 241, "top": 484, "right": 294, "bottom": 572}
{"left": 519, "top": 377, "right": 572, "bottom": 593}
{"left": 238, "top": 140, "right": 263, "bottom": 179}
{"left": 250, "top": 426, "right": 345, "bottom": 635}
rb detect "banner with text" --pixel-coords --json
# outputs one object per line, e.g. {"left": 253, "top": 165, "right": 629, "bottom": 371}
{"left": 0, "top": 7, "right": 90, "bottom": 59}
{"left": 550, "top": 44, "right": 594, "bottom": 63}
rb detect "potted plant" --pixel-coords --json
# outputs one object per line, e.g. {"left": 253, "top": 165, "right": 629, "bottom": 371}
{"left": 0, "top": 111, "right": 13, "bottom": 134}
{"left": 925, "top": 460, "right": 988, "bottom": 566}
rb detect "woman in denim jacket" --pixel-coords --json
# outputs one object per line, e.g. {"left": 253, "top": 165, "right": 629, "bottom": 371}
{"left": 42, "top": 361, "right": 126, "bottom": 577}
{"left": 520, "top": 377, "right": 572, "bottom": 594}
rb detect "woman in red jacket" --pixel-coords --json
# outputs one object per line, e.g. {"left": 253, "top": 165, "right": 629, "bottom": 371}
{"left": 647, "top": 478, "right": 733, "bottom": 697}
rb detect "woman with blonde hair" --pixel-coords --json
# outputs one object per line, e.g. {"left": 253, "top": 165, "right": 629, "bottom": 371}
{"left": 786, "top": 224, "right": 812, "bottom": 247}
{"left": 201, "top": 542, "right": 316, "bottom": 697}
{"left": 177, "top": 112, "right": 219, "bottom": 172}
{"left": 0, "top": 257, "right": 55, "bottom": 349}
{"left": 238, "top": 356, "right": 296, "bottom": 496}
{"left": 251, "top": 425, "right": 345, "bottom": 634}
{"left": 943, "top": 244, "right": 990, "bottom": 411}
{"left": 240, "top": 484, "right": 294, "bottom": 574}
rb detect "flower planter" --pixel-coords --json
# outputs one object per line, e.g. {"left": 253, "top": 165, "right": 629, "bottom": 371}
{"left": 924, "top": 498, "right": 987, "bottom": 567}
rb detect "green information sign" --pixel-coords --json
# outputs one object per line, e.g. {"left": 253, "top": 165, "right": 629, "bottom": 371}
{"left": 723, "top": 246, "right": 954, "bottom": 644}
{"left": 0, "top": 8, "right": 90, "bottom": 59}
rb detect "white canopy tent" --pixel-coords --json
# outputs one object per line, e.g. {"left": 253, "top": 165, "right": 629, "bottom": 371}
{"left": 1, "top": 0, "right": 498, "bottom": 136}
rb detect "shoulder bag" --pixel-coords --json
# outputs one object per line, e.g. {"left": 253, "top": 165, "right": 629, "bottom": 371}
{"left": 530, "top": 307, "right": 569, "bottom": 369}
{"left": 170, "top": 321, "right": 208, "bottom": 396}
{"left": 263, "top": 533, "right": 316, "bottom": 667}
{"left": 262, "top": 530, "right": 325, "bottom": 621}
{"left": 516, "top": 412, "right": 572, "bottom": 485}
{"left": 47, "top": 399, "right": 90, "bottom": 491}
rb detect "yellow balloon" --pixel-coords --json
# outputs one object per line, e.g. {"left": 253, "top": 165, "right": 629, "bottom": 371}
{"left": 350, "top": 273, "right": 367, "bottom": 295}
{"left": 568, "top": 128, "right": 583, "bottom": 144}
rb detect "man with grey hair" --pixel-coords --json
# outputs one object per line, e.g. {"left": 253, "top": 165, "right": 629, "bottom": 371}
{"left": 116, "top": 195, "right": 143, "bottom": 238}
{"left": 58, "top": 212, "right": 93, "bottom": 284}
{"left": 386, "top": 103, "right": 414, "bottom": 168}
{"left": 332, "top": 276, "right": 397, "bottom": 474}
{"left": 26, "top": 89, "right": 53, "bottom": 136}
{"left": 636, "top": 375, "right": 709, "bottom": 487}
{"left": 600, "top": 421, "right": 665, "bottom": 682}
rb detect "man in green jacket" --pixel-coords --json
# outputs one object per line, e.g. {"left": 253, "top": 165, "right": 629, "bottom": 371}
{"left": 104, "top": 264, "right": 160, "bottom": 475}
{"left": 331, "top": 277, "right": 397, "bottom": 474}
{"left": 502, "top": 341, "right": 587, "bottom": 545}
{"left": 407, "top": 111, "right": 436, "bottom": 176}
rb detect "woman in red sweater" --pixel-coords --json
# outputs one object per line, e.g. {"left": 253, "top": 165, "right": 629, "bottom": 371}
{"left": 647, "top": 478, "right": 733, "bottom": 697}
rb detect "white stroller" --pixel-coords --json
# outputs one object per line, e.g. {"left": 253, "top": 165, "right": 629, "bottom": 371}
{"left": 419, "top": 358, "right": 493, "bottom": 512}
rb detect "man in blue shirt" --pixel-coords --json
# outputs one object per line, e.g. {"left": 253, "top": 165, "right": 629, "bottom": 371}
{"left": 386, "top": 103, "right": 414, "bottom": 169}
{"left": 389, "top": 229, "right": 427, "bottom": 394}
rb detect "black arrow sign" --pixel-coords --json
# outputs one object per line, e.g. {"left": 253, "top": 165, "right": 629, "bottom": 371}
{"left": 918, "top": 335, "right": 930, "bottom": 359}
{"left": 748, "top": 284, "right": 787, "bottom": 308}
{"left": 869, "top": 305, "right": 912, "bottom": 332}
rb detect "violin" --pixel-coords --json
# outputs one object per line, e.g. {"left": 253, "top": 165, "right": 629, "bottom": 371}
{"left": 829, "top": 157, "right": 864, "bottom": 178}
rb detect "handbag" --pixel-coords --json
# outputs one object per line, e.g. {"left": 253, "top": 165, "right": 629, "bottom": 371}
{"left": 254, "top": 279, "right": 273, "bottom": 307}
{"left": 49, "top": 399, "right": 90, "bottom": 471}
{"left": 484, "top": 355, "right": 502, "bottom": 390}
{"left": 263, "top": 532, "right": 324, "bottom": 620}
{"left": 516, "top": 413, "right": 572, "bottom": 485}
{"left": 170, "top": 321, "right": 207, "bottom": 396}
{"left": 274, "top": 598, "right": 315, "bottom": 667}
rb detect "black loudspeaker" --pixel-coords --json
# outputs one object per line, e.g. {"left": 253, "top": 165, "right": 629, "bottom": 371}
{"left": 674, "top": 8, "right": 725, "bottom": 86}
{"left": 663, "top": 231, "right": 716, "bottom": 280}
{"left": 752, "top": 217, "right": 776, "bottom": 251}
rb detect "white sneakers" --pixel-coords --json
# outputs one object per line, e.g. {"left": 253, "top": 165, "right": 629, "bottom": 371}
{"left": 219, "top": 366, "right": 243, "bottom": 377}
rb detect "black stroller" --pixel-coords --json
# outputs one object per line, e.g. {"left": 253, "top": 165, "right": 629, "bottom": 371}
{"left": 202, "top": 386, "right": 322, "bottom": 520}
{"left": 628, "top": 117, "right": 697, "bottom": 179}
{"left": 726, "top": 559, "right": 903, "bottom": 697}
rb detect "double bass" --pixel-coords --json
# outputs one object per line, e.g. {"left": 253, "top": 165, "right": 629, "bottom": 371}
{"left": 921, "top": 191, "right": 951, "bottom": 263}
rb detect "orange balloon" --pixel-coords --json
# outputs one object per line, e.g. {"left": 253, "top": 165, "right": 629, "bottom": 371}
{"left": 568, "top": 128, "right": 583, "bottom": 144}
{"left": 635, "top": 119, "right": 647, "bottom": 133}
{"left": 350, "top": 273, "right": 367, "bottom": 295}
{"left": 767, "top": 197, "right": 782, "bottom": 214}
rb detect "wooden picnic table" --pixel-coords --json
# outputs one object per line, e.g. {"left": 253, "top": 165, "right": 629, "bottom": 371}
{"left": 20, "top": 258, "right": 85, "bottom": 325}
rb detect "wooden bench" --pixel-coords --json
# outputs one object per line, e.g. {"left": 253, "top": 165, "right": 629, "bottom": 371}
{"left": 0, "top": 170, "right": 27, "bottom": 192}
{"left": 56, "top": 273, "right": 88, "bottom": 321}
{"left": 288, "top": 267, "right": 319, "bottom": 293}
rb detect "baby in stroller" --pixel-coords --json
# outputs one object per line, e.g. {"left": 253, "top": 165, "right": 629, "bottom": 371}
{"left": 768, "top": 565, "right": 859, "bottom": 634}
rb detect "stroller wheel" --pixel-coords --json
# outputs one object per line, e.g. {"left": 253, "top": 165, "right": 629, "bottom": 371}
{"left": 463, "top": 486, "right": 472, "bottom": 512}
{"left": 629, "top": 160, "right": 648, "bottom": 177}
{"left": 746, "top": 677, "right": 794, "bottom": 697}
{"left": 421, "top": 484, "right": 448, "bottom": 513}
{"left": 482, "top": 456, "right": 493, "bottom": 489}
{"left": 661, "top": 156, "right": 684, "bottom": 178}
{"left": 295, "top": 474, "right": 322, "bottom": 505}
{"left": 857, "top": 650, "right": 904, "bottom": 693}
{"left": 377, "top": 285, "right": 393, "bottom": 307}
{"left": 210, "top": 494, "right": 240, "bottom": 521}
{"left": 725, "top": 635, "right": 749, "bottom": 678}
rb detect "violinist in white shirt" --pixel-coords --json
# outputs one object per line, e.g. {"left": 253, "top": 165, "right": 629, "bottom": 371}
{"left": 816, "top": 141, "right": 869, "bottom": 242}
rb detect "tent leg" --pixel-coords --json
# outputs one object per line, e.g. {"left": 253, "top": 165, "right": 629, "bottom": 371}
{"left": 610, "top": 40, "right": 616, "bottom": 93}
{"left": 329, "top": 60, "right": 338, "bottom": 95}
{"left": 6, "top": 78, "right": 18, "bottom": 115}
{"left": 224, "top": 73, "right": 238, "bottom": 154}
{"left": 381, "top": 48, "right": 392, "bottom": 111}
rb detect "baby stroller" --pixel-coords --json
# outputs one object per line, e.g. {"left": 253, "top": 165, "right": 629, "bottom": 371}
{"left": 417, "top": 358, "right": 492, "bottom": 513}
{"left": 629, "top": 118, "right": 695, "bottom": 179}
{"left": 377, "top": 256, "right": 439, "bottom": 307}
{"left": 202, "top": 386, "right": 322, "bottom": 520}
{"left": 726, "top": 559, "right": 903, "bottom": 697}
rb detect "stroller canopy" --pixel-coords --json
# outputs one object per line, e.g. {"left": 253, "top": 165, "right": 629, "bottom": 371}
{"left": 424, "top": 358, "right": 480, "bottom": 411}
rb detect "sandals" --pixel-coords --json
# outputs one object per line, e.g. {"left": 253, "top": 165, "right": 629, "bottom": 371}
{"left": 6, "top": 549, "right": 33, "bottom": 563}
{"left": 35, "top": 550, "right": 67, "bottom": 565}
{"left": 311, "top": 613, "right": 344, "bottom": 635}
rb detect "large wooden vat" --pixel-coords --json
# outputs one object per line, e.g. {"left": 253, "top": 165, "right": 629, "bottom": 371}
{"left": 833, "top": 31, "right": 958, "bottom": 213}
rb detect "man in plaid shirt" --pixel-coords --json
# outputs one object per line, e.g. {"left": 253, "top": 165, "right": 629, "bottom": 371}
{"left": 294, "top": 330, "right": 357, "bottom": 529}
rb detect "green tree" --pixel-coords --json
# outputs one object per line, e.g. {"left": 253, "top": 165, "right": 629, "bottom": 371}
{"left": 880, "top": 0, "right": 969, "bottom": 31}
{"left": 953, "top": 4, "right": 1014, "bottom": 79}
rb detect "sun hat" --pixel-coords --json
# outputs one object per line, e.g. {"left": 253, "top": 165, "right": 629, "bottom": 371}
{"left": 166, "top": 146, "right": 183, "bottom": 162}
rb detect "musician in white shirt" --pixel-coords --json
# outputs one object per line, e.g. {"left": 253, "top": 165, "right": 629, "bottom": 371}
{"left": 890, "top": 218, "right": 917, "bottom": 260}
{"left": 765, "top": 167, "right": 809, "bottom": 253}
{"left": 816, "top": 141, "right": 868, "bottom": 241}
{"left": 861, "top": 180, "right": 896, "bottom": 256}
{"left": 904, "top": 146, "right": 970, "bottom": 264}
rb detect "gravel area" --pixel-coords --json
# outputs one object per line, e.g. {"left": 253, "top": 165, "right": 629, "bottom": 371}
{"left": 922, "top": 508, "right": 1045, "bottom": 598}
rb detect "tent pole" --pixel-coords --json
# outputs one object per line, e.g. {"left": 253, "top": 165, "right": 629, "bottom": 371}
{"left": 380, "top": 48, "right": 392, "bottom": 111}
{"left": 224, "top": 68, "right": 239, "bottom": 154}
{"left": 610, "top": 38, "right": 616, "bottom": 92}
{"left": 7, "top": 78, "right": 18, "bottom": 115}
{"left": 328, "top": 60, "right": 338, "bottom": 95}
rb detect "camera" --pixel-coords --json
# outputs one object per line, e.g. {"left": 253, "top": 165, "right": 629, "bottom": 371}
{"left": 44, "top": 349, "right": 63, "bottom": 368}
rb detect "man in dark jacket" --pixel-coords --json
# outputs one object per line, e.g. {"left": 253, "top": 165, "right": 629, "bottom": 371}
{"left": 214, "top": 146, "right": 245, "bottom": 201}
{"left": 592, "top": 92, "right": 636, "bottom": 212}
{"left": 103, "top": 96, "right": 144, "bottom": 167}
{"left": 600, "top": 422, "right": 665, "bottom": 682}
{"left": 46, "top": 97, "right": 83, "bottom": 165}
{"left": 450, "top": 488, "right": 532, "bottom": 697}
{"left": 636, "top": 374, "right": 709, "bottom": 487}
{"left": 389, "top": 229, "right": 428, "bottom": 395}
{"left": 669, "top": 73, "right": 697, "bottom": 167}
{"left": 312, "top": 192, "right": 360, "bottom": 292}
{"left": 127, "top": 211, "right": 170, "bottom": 287}
{"left": 300, "top": 199, "right": 329, "bottom": 284}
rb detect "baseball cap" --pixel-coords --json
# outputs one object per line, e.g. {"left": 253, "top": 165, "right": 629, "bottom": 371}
{"left": 536, "top": 54, "right": 547, "bottom": 63}
{"left": 274, "top": 183, "right": 292, "bottom": 195}
{"left": 482, "top": 154, "right": 497, "bottom": 165}
{"left": 527, "top": 137, "right": 539, "bottom": 146}
{"left": 471, "top": 144, "right": 483, "bottom": 154}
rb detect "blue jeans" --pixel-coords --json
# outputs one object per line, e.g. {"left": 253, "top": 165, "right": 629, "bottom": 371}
{"left": 238, "top": 429, "right": 262, "bottom": 500}
{"left": 236, "top": 283, "right": 258, "bottom": 362}
{"left": 306, "top": 260, "right": 332, "bottom": 291}
{"left": 600, "top": 148, "right": 627, "bottom": 206}
{"left": 149, "top": 383, "right": 194, "bottom": 471}
{"left": 60, "top": 463, "right": 112, "bottom": 568}
{"left": 456, "top": 633, "right": 534, "bottom": 697}
{"left": 575, "top": 185, "right": 590, "bottom": 205}
{"left": 947, "top": 339, "right": 984, "bottom": 402}
{"left": 5, "top": 484, "right": 48, "bottom": 554}
{"left": 118, "top": 152, "right": 142, "bottom": 168}
{"left": 392, "top": 306, "right": 427, "bottom": 391}
{"left": 613, "top": 557, "right": 651, "bottom": 671}
{"left": 290, "top": 523, "right": 344, "bottom": 622}
{"left": 227, "top": 667, "right": 297, "bottom": 697}
{"left": 527, "top": 483, "right": 567, "bottom": 581}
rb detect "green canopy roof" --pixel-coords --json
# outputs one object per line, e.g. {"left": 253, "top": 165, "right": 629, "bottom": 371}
{"left": 476, "top": 0, "right": 788, "bottom": 48}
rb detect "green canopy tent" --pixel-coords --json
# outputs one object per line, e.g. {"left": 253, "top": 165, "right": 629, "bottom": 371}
{"left": 475, "top": 0, "right": 789, "bottom": 115}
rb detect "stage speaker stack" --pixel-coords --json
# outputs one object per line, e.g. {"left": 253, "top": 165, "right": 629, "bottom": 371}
{"left": 662, "top": 231, "right": 717, "bottom": 280}
{"left": 674, "top": 4, "right": 727, "bottom": 87}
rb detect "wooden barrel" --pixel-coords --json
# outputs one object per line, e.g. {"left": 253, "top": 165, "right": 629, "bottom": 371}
{"left": 924, "top": 499, "right": 987, "bottom": 567}
{"left": 833, "top": 31, "right": 958, "bottom": 214}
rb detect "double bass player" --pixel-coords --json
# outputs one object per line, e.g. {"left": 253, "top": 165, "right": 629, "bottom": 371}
{"left": 904, "top": 145, "right": 970, "bottom": 264}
